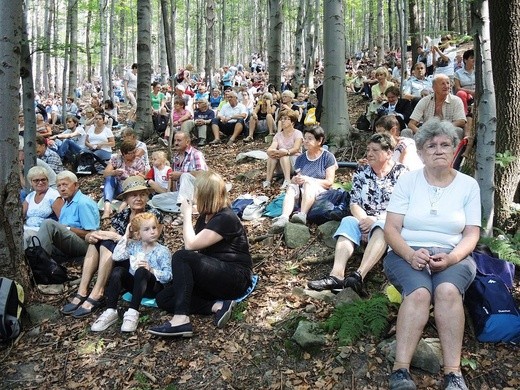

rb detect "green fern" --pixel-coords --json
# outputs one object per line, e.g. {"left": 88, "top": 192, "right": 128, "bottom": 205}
{"left": 479, "top": 231, "right": 520, "bottom": 266}
{"left": 322, "top": 294, "right": 390, "bottom": 345}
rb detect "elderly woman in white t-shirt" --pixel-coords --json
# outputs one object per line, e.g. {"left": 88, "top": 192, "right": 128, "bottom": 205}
{"left": 383, "top": 118, "right": 480, "bottom": 390}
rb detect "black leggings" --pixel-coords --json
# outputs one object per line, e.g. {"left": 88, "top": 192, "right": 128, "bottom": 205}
{"left": 155, "top": 249, "right": 251, "bottom": 315}
{"left": 105, "top": 266, "right": 164, "bottom": 310}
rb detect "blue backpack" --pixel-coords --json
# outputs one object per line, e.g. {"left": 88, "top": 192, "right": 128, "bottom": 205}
{"left": 464, "top": 252, "right": 520, "bottom": 344}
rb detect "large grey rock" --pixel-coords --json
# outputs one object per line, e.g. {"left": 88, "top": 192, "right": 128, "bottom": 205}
{"left": 317, "top": 221, "right": 341, "bottom": 249}
{"left": 332, "top": 287, "right": 362, "bottom": 307}
{"left": 292, "top": 320, "right": 326, "bottom": 349}
{"left": 297, "top": 287, "right": 335, "bottom": 303}
{"left": 235, "top": 169, "right": 264, "bottom": 182}
{"left": 284, "top": 222, "right": 310, "bottom": 248}
{"left": 379, "top": 337, "right": 443, "bottom": 374}
{"left": 27, "top": 303, "right": 61, "bottom": 325}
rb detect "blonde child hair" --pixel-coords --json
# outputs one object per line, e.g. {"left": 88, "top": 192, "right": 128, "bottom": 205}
{"left": 130, "top": 212, "right": 159, "bottom": 238}
{"left": 151, "top": 150, "right": 170, "bottom": 166}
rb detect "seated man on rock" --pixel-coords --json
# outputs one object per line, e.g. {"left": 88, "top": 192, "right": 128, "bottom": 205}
{"left": 183, "top": 98, "right": 215, "bottom": 146}
{"left": 37, "top": 170, "right": 100, "bottom": 261}
{"left": 210, "top": 91, "right": 248, "bottom": 145}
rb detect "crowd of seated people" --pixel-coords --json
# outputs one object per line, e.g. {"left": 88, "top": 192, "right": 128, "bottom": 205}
{"left": 16, "top": 48, "right": 481, "bottom": 390}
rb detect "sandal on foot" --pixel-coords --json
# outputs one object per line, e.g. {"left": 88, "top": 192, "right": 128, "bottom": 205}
{"left": 61, "top": 293, "right": 88, "bottom": 315}
{"left": 243, "top": 136, "right": 254, "bottom": 143}
{"left": 72, "top": 297, "right": 105, "bottom": 318}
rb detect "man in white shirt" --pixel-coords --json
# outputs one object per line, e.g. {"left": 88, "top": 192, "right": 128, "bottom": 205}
{"left": 210, "top": 91, "right": 248, "bottom": 145}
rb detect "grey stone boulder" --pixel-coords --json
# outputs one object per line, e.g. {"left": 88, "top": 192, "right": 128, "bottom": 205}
{"left": 292, "top": 320, "right": 326, "bottom": 349}
{"left": 332, "top": 287, "right": 362, "bottom": 307}
{"left": 284, "top": 222, "right": 311, "bottom": 248}
{"left": 379, "top": 337, "right": 443, "bottom": 374}
{"left": 317, "top": 221, "right": 341, "bottom": 248}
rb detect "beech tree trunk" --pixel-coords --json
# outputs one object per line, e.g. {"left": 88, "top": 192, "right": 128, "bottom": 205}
{"left": 67, "top": 0, "right": 78, "bottom": 97}
{"left": 0, "top": 0, "right": 26, "bottom": 282}
{"left": 204, "top": 0, "right": 216, "bottom": 88}
{"left": 473, "top": 0, "right": 496, "bottom": 236}
{"left": 321, "top": 0, "right": 350, "bottom": 152}
{"left": 135, "top": 0, "right": 153, "bottom": 140}
{"left": 160, "top": 0, "right": 175, "bottom": 84}
{"left": 489, "top": 0, "right": 520, "bottom": 233}
{"left": 376, "top": 0, "right": 384, "bottom": 65}
{"left": 267, "top": 0, "right": 282, "bottom": 89}
{"left": 293, "top": 0, "right": 305, "bottom": 89}
{"left": 99, "top": 0, "right": 109, "bottom": 100}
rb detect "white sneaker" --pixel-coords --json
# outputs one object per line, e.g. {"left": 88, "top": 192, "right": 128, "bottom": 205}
{"left": 290, "top": 212, "right": 307, "bottom": 225}
{"left": 280, "top": 180, "right": 290, "bottom": 189}
{"left": 121, "top": 308, "right": 139, "bottom": 332}
{"left": 91, "top": 309, "right": 118, "bottom": 332}
{"left": 270, "top": 216, "right": 289, "bottom": 233}
{"left": 262, "top": 180, "right": 271, "bottom": 189}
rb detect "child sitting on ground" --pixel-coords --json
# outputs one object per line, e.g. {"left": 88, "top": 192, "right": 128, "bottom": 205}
{"left": 91, "top": 212, "right": 172, "bottom": 333}
{"left": 145, "top": 151, "right": 172, "bottom": 194}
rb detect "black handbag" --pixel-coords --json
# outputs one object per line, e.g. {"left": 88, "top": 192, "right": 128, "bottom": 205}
{"left": 355, "top": 106, "right": 371, "bottom": 131}
{"left": 25, "top": 237, "right": 68, "bottom": 285}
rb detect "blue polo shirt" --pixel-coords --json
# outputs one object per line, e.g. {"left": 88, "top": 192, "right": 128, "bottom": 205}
{"left": 59, "top": 190, "right": 100, "bottom": 230}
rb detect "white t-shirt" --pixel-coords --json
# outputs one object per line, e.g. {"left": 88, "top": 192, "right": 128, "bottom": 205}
{"left": 434, "top": 46, "right": 457, "bottom": 77}
{"left": 87, "top": 126, "right": 114, "bottom": 153}
{"left": 63, "top": 126, "right": 87, "bottom": 148}
{"left": 387, "top": 169, "right": 481, "bottom": 249}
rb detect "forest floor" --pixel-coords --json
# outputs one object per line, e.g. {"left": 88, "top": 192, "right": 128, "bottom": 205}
{"left": 1, "top": 93, "right": 519, "bottom": 390}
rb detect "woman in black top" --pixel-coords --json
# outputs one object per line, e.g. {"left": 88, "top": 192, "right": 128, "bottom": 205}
{"left": 149, "top": 171, "right": 253, "bottom": 337}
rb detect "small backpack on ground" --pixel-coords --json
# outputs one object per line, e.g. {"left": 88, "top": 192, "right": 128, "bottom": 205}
{"left": 76, "top": 151, "right": 97, "bottom": 175}
{"left": 464, "top": 251, "right": 520, "bottom": 344}
{"left": 0, "top": 277, "right": 24, "bottom": 342}
{"left": 263, "top": 193, "right": 285, "bottom": 218}
{"left": 25, "top": 236, "right": 68, "bottom": 285}
{"left": 307, "top": 188, "right": 351, "bottom": 225}
{"left": 153, "top": 114, "right": 170, "bottom": 135}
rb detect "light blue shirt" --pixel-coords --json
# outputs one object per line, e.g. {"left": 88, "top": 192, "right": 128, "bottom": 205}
{"left": 59, "top": 190, "right": 100, "bottom": 230}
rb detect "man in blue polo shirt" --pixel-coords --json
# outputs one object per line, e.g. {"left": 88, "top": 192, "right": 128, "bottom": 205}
{"left": 37, "top": 171, "right": 99, "bottom": 261}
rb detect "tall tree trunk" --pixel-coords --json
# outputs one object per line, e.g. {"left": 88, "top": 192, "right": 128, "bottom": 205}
{"left": 304, "top": 0, "right": 316, "bottom": 87}
{"left": 397, "top": 0, "right": 406, "bottom": 93}
{"left": 447, "top": 0, "right": 456, "bottom": 33}
{"left": 205, "top": 0, "right": 216, "bottom": 88}
{"left": 267, "top": 0, "right": 282, "bottom": 89}
{"left": 158, "top": 6, "right": 168, "bottom": 82}
{"left": 135, "top": 0, "right": 153, "bottom": 139}
{"left": 43, "top": 0, "right": 52, "bottom": 93}
{"left": 107, "top": 0, "right": 116, "bottom": 96}
{"left": 160, "top": 0, "right": 175, "bottom": 85}
{"left": 67, "top": 0, "right": 78, "bottom": 97}
{"left": 117, "top": 5, "right": 125, "bottom": 78}
{"left": 86, "top": 7, "right": 92, "bottom": 82}
{"left": 169, "top": 0, "right": 177, "bottom": 74}
{"left": 408, "top": 0, "right": 420, "bottom": 68}
{"left": 219, "top": 0, "right": 226, "bottom": 66}
{"left": 21, "top": 2, "right": 37, "bottom": 180}
{"left": 388, "top": 0, "right": 394, "bottom": 49}
{"left": 376, "top": 0, "right": 384, "bottom": 65}
{"left": 489, "top": 0, "right": 520, "bottom": 233}
{"left": 34, "top": 0, "right": 42, "bottom": 92}
{"left": 99, "top": 0, "right": 109, "bottom": 100}
{"left": 52, "top": 0, "right": 58, "bottom": 93}
{"left": 293, "top": 0, "right": 305, "bottom": 90}
{"left": 195, "top": 0, "right": 203, "bottom": 74}
{"left": 184, "top": 0, "right": 190, "bottom": 65}
{"left": 473, "top": 0, "right": 496, "bottom": 236}
{"left": 0, "top": 0, "right": 25, "bottom": 282}
{"left": 322, "top": 0, "right": 350, "bottom": 152}
{"left": 61, "top": 0, "right": 71, "bottom": 123}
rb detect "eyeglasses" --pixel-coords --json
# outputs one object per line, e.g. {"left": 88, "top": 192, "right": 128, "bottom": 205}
{"left": 32, "top": 178, "right": 48, "bottom": 183}
{"left": 424, "top": 142, "right": 453, "bottom": 154}
{"left": 124, "top": 149, "right": 137, "bottom": 155}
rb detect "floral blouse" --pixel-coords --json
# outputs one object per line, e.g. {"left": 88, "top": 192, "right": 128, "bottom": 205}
{"left": 349, "top": 163, "right": 408, "bottom": 218}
